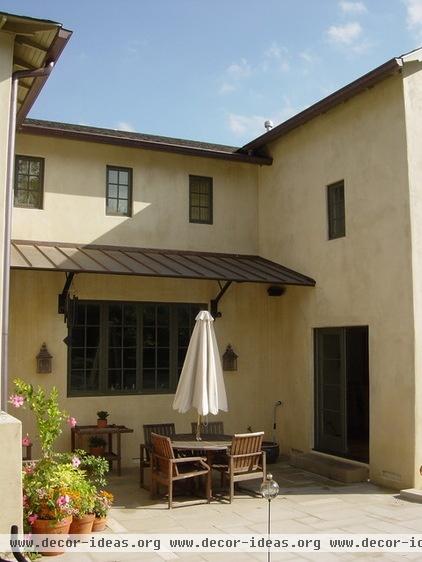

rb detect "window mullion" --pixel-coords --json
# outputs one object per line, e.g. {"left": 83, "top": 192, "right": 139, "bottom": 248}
{"left": 137, "top": 304, "right": 142, "bottom": 394}
{"left": 99, "top": 303, "right": 107, "bottom": 394}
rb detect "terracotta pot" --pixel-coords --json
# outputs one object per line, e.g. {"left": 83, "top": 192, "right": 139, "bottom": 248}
{"left": 97, "top": 419, "right": 107, "bottom": 428}
{"left": 89, "top": 446, "right": 106, "bottom": 457}
{"left": 31, "top": 515, "right": 72, "bottom": 556}
{"left": 92, "top": 516, "right": 107, "bottom": 532}
{"left": 69, "top": 513, "right": 95, "bottom": 534}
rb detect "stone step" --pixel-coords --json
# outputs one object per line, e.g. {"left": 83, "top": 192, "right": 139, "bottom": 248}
{"left": 289, "top": 452, "right": 369, "bottom": 483}
{"left": 399, "top": 488, "right": 422, "bottom": 503}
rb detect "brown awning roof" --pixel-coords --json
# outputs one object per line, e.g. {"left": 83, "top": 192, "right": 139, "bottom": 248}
{"left": 11, "top": 241, "right": 315, "bottom": 286}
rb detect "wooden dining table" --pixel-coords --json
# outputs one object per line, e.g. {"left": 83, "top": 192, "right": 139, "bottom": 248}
{"left": 171, "top": 433, "right": 232, "bottom": 497}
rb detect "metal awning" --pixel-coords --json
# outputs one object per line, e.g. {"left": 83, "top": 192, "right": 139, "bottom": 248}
{"left": 11, "top": 240, "right": 315, "bottom": 286}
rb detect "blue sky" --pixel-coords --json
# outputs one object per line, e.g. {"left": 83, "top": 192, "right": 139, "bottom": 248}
{"left": 4, "top": 0, "right": 422, "bottom": 146}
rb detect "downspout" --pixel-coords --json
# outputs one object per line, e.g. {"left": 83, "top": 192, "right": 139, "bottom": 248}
{"left": 1, "top": 62, "right": 54, "bottom": 411}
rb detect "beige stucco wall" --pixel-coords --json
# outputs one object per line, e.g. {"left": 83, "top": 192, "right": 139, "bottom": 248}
{"left": 0, "top": 412, "right": 22, "bottom": 533}
{"left": 258, "top": 72, "right": 417, "bottom": 489}
{"left": 9, "top": 269, "right": 277, "bottom": 467}
{"left": 13, "top": 134, "right": 259, "bottom": 255}
{"left": 403, "top": 60, "right": 422, "bottom": 490}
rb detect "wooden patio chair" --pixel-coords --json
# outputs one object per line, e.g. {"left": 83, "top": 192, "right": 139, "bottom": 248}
{"left": 139, "top": 423, "right": 175, "bottom": 488}
{"left": 150, "top": 433, "right": 211, "bottom": 509}
{"left": 191, "top": 420, "right": 224, "bottom": 436}
{"left": 212, "top": 431, "right": 266, "bottom": 503}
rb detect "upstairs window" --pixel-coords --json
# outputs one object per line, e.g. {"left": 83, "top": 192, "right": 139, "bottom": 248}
{"left": 14, "top": 155, "right": 44, "bottom": 209}
{"left": 106, "top": 166, "right": 132, "bottom": 216}
{"left": 327, "top": 180, "right": 345, "bottom": 239}
{"left": 189, "top": 175, "right": 213, "bottom": 224}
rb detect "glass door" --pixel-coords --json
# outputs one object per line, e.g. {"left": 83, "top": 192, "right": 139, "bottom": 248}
{"left": 314, "top": 328, "right": 347, "bottom": 455}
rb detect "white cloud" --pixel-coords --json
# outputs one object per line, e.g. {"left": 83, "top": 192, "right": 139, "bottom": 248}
{"left": 228, "top": 114, "right": 265, "bottom": 136}
{"left": 219, "top": 82, "right": 236, "bottom": 95}
{"left": 300, "top": 51, "right": 315, "bottom": 63}
{"left": 339, "top": 1, "right": 367, "bottom": 14}
{"left": 265, "top": 42, "right": 290, "bottom": 72}
{"left": 405, "top": 0, "right": 422, "bottom": 36}
{"left": 227, "top": 98, "right": 298, "bottom": 139}
{"left": 264, "top": 42, "right": 285, "bottom": 59}
{"left": 116, "top": 121, "right": 136, "bottom": 132}
{"left": 226, "top": 58, "right": 251, "bottom": 80}
{"left": 327, "top": 21, "right": 362, "bottom": 44}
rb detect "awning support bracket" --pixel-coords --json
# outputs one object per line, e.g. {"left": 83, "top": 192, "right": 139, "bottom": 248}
{"left": 210, "top": 281, "right": 232, "bottom": 319}
{"left": 58, "top": 272, "right": 75, "bottom": 314}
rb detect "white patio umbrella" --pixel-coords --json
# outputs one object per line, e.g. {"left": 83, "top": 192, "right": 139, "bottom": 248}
{"left": 173, "top": 310, "right": 228, "bottom": 440}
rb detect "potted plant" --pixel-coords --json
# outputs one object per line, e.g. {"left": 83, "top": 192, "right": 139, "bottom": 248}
{"left": 89, "top": 436, "right": 107, "bottom": 457}
{"left": 10, "top": 379, "right": 81, "bottom": 551}
{"left": 97, "top": 410, "right": 109, "bottom": 428}
{"left": 68, "top": 476, "right": 96, "bottom": 534}
{"left": 22, "top": 459, "right": 74, "bottom": 539}
{"left": 92, "top": 490, "right": 114, "bottom": 531}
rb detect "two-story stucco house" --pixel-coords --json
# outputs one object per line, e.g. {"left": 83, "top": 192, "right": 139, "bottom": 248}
{"left": 2, "top": 9, "right": 422, "bottom": 533}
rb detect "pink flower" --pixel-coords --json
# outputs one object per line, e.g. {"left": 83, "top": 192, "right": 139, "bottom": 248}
{"left": 28, "top": 514, "right": 38, "bottom": 525}
{"left": 57, "top": 494, "right": 70, "bottom": 508}
{"left": 67, "top": 416, "right": 77, "bottom": 428}
{"left": 22, "top": 434, "right": 32, "bottom": 447}
{"left": 9, "top": 394, "right": 24, "bottom": 408}
{"left": 71, "top": 456, "right": 81, "bottom": 468}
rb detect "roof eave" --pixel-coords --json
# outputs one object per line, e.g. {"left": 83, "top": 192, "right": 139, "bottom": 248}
{"left": 19, "top": 122, "right": 273, "bottom": 165}
{"left": 240, "top": 57, "right": 401, "bottom": 153}
{"left": 16, "top": 27, "right": 73, "bottom": 127}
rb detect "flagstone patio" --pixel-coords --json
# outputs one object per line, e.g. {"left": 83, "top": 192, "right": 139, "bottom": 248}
{"left": 54, "top": 461, "right": 422, "bottom": 561}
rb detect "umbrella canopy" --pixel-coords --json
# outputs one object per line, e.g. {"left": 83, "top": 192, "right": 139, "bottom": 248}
{"left": 173, "top": 310, "right": 228, "bottom": 416}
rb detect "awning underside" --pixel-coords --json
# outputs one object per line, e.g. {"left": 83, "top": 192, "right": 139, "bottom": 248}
{"left": 11, "top": 241, "right": 315, "bottom": 286}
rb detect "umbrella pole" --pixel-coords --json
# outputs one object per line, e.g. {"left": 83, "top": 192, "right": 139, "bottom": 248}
{"left": 196, "top": 412, "right": 202, "bottom": 441}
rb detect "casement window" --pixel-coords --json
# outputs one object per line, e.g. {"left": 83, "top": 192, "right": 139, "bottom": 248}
{"left": 106, "top": 166, "right": 132, "bottom": 216}
{"left": 14, "top": 155, "right": 44, "bottom": 209}
{"left": 68, "top": 301, "right": 203, "bottom": 396}
{"left": 189, "top": 175, "right": 213, "bottom": 224}
{"left": 327, "top": 180, "right": 345, "bottom": 239}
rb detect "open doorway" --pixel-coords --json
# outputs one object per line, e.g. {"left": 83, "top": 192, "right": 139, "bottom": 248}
{"left": 314, "top": 326, "right": 369, "bottom": 463}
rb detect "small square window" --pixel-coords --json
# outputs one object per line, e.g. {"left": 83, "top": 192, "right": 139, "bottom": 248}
{"left": 106, "top": 166, "right": 132, "bottom": 217}
{"left": 14, "top": 155, "right": 44, "bottom": 209}
{"left": 189, "top": 175, "right": 213, "bottom": 224}
{"left": 327, "top": 180, "right": 345, "bottom": 240}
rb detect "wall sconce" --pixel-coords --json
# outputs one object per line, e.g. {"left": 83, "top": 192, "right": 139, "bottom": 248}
{"left": 223, "top": 344, "right": 238, "bottom": 372}
{"left": 36, "top": 343, "right": 52, "bottom": 374}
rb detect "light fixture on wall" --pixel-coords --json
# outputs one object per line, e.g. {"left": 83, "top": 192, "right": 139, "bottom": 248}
{"left": 222, "top": 344, "right": 238, "bottom": 371}
{"left": 36, "top": 343, "right": 52, "bottom": 374}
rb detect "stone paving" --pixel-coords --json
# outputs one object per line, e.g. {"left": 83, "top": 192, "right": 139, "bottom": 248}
{"left": 56, "top": 462, "right": 422, "bottom": 561}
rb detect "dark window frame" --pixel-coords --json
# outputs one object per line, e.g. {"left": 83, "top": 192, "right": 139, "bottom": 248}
{"left": 14, "top": 155, "right": 45, "bottom": 209}
{"left": 67, "top": 300, "right": 205, "bottom": 397}
{"left": 327, "top": 180, "right": 346, "bottom": 240}
{"left": 106, "top": 165, "right": 133, "bottom": 217}
{"left": 189, "top": 175, "right": 213, "bottom": 224}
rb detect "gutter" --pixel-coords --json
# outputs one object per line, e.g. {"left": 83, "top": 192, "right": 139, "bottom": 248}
{"left": 1, "top": 62, "right": 54, "bottom": 411}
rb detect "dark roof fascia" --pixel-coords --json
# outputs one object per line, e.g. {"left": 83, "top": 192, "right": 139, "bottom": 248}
{"left": 240, "top": 58, "right": 401, "bottom": 153}
{"left": 19, "top": 121, "right": 273, "bottom": 165}
{"left": 16, "top": 27, "right": 73, "bottom": 126}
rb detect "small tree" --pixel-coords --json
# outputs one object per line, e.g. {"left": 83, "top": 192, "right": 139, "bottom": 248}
{"left": 12, "top": 379, "right": 68, "bottom": 458}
